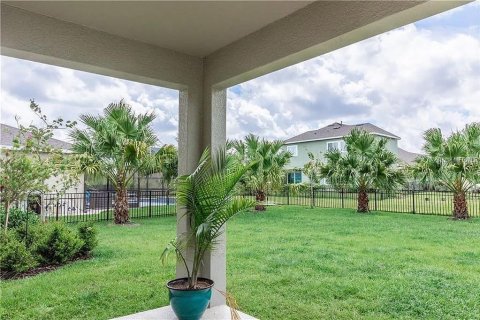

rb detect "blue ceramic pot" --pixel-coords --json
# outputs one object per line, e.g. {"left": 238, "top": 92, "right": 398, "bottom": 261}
{"left": 167, "top": 278, "right": 214, "bottom": 320}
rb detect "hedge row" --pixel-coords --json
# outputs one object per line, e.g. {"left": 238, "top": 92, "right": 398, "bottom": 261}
{"left": 0, "top": 209, "right": 98, "bottom": 277}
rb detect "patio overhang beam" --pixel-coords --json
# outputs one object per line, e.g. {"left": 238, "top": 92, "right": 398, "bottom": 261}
{"left": 0, "top": 4, "right": 203, "bottom": 91}
{"left": 205, "top": 1, "right": 468, "bottom": 88}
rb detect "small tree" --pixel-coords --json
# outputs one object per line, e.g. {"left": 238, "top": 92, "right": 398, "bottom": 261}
{"left": 155, "top": 144, "right": 178, "bottom": 188}
{"left": 0, "top": 101, "right": 79, "bottom": 232}
{"left": 153, "top": 144, "right": 178, "bottom": 206}
{"left": 0, "top": 151, "right": 49, "bottom": 231}
{"left": 303, "top": 152, "right": 323, "bottom": 208}
{"left": 321, "top": 129, "right": 405, "bottom": 212}
{"left": 410, "top": 123, "right": 480, "bottom": 219}
{"left": 229, "top": 134, "right": 291, "bottom": 211}
{"left": 70, "top": 100, "right": 157, "bottom": 224}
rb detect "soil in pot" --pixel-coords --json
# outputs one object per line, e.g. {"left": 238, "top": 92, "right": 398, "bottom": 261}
{"left": 168, "top": 278, "right": 213, "bottom": 290}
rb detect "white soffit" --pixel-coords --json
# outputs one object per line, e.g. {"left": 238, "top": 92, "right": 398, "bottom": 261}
{"left": 4, "top": 1, "right": 312, "bottom": 57}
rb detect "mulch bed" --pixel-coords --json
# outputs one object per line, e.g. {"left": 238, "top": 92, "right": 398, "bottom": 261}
{"left": 1, "top": 254, "right": 92, "bottom": 281}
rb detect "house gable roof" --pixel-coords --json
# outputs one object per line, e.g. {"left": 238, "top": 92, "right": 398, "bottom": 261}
{"left": 397, "top": 147, "right": 421, "bottom": 165}
{"left": 284, "top": 122, "right": 401, "bottom": 144}
{"left": 0, "top": 123, "right": 73, "bottom": 150}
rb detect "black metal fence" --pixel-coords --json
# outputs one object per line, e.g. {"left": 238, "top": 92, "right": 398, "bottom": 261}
{"left": 19, "top": 189, "right": 176, "bottom": 223}
{"left": 241, "top": 188, "right": 480, "bottom": 218}
{"left": 15, "top": 188, "right": 480, "bottom": 222}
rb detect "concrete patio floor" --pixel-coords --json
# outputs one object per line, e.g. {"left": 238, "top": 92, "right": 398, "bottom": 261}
{"left": 112, "top": 305, "right": 258, "bottom": 320}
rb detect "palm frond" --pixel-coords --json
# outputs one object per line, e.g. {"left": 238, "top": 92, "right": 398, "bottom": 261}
{"left": 321, "top": 129, "right": 405, "bottom": 192}
{"left": 171, "top": 146, "right": 255, "bottom": 288}
{"left": 412, "top": 123, "right": 480, "bottom": 193}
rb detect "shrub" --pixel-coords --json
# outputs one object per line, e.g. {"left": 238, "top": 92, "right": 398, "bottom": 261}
{"left": 14, "top": 223, "right": 50, "bottom": 256}
{"left": 0, "top": 232, "right": 37, "bottom": 274}
{"left": 0, "top": 220, "right": 99, "bottom": 277}
{"left": 0, "top": 207, "right": 39, "bottom": 230}
{"left": 77, "top": 222, "right": 98, "bottom": 255}
{"left": 36, "top": 223, "right": 83, "bottom": 265}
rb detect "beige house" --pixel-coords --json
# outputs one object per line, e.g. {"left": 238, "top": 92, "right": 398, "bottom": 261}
{"left": 1, "top": 123, "right": 85, "bottom": 218}
{"left": 284, "top": 122, "right": 420, "bottom": 183}
{"left": 1, "top": 1, "right": 467, "bottom": 316}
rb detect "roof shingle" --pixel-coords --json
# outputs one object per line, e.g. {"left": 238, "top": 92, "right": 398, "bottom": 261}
{"left": 284, "top": 122, "right": 400, "bottom": 144}
{"left": 0, "top": 123, "right": 73, "bottom": 150}
{"left": 397, "top": 147, "right": 421, "bottom": 165}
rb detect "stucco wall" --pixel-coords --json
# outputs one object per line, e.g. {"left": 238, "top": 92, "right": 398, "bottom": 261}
{"left": 286, "top": 140, "right": 329, "bottom": 169}
{"left": 385, "top": 138, "right": 399, "bottom": 155}
{"left": 285, "top": 137, "right": 399, "bottom": 182}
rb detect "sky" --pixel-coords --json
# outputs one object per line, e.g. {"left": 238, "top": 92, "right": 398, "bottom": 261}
{"left": 1, "top": 2, "right": 479, "bottom": 153}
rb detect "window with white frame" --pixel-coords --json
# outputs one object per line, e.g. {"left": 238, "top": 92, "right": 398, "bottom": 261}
{"left": 286, "top": 145, "right": 298, "bottom": 156}
{"left": 327, "top": 140, "right": 346, "bottom": 152}
{"left": 287, "top": 171, "right": 302, "bottom": 184}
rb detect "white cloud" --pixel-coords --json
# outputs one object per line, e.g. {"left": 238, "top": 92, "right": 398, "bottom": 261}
{"left": 227, "top": 21, "right": 480, "bottom": 153}
{"left": 0, "top": 57, "right": 179, "bottom": 145}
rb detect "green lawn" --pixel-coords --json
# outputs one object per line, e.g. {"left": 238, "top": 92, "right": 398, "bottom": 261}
{"left": 2, "top": 207, "right": 480, "bottom": 319}
{"left": 264, "top": 192, "right": 480, "bottom": 217}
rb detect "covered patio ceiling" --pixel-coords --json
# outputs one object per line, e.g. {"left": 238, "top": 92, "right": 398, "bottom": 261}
{"left": 1, "top": 0, "right": 470, "bottom": 310}
{"left": 4, "top": 1, "right": 313, "bottom": 57}
{"left": 1, "top": 1, "right": 467, "bottom": 89}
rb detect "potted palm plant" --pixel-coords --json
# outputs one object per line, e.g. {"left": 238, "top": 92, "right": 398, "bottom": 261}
{"left": 161, "top": 147, "right": 254, "bottom": 320}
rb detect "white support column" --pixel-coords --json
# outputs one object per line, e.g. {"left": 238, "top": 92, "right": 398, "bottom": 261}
{"left": 176, "top": 86, "right": 202, "bottom": 284}
{"left": 177, "top": 83, "right": 228, "bottom": 307}
{"left": 200, "top": 88, "right": 227, "bottom": 307}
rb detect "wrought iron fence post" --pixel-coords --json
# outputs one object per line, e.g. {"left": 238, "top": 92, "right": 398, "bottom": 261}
{"left": 287, "top": 186, "right": 290, "bottom": 205}
{"left": 412, "top": 190, "right": 416, "bottom": 214}
{"left": 149, "top": 190, "right": 152, "bottom": 217}
{"left": 37, "top": 193, "right": 45, "bottom": 222}
{"left": 137, "top": 188, "right": 141, "bottom": 212}
{"left": 55, "top": 195, "right": 59, "bottom": 221}
{"left": 107, "top": 191, "right": 111, "bottom": 221}
{"left": 341, "top": 189, "right": 345, "bottom": 209}
{"left": 311, "top": 186, "right": 315, "bottom": 208}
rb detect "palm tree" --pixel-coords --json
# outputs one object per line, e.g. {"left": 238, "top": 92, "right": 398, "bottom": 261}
{"left": 410, "top": 123, "right": 480, "bottom": 219}
{"left": 162, "top": 147, "right": 254, "bottom": 288}
{"left": 303, "top": 152, "right": 323, "bottom": 208}
{"left": 155, "top": 144, "right": 178, "bottom": 187}
{"left": 155, "top": 144, "right": 178, "bottom": 205}
{"left": 70, "top": 100, "right": 157, "bottom": 224}
{"left": 321, "top": 129, "right": 405, "bottom": 212}
{"left": 229, "top": 134, "right": 292, "bottom": 211}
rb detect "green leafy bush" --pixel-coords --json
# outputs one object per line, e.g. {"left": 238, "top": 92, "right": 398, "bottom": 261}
{"left": 36, "top": 223, "right": 83, "bottom": 264}
{"left": 1, "top": 220, "right": 99, "bottom": 278}
{"left": 0, "top": 207, "right": 39, "bottom": 229}
{"left": 0, "top": 232, "right": 37, "bottom": 274}
{"left": 77, "top": 223, "right": 98, "bottom": 255}
{"left": 15, "top": 223, "right": 50, "bottom": 256}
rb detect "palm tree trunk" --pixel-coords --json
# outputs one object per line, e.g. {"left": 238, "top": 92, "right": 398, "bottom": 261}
{"left": 255, "top": 189, "right": 266, "bottom": 211}
{"left": 453, "top": 191, "right": 468, "bottom": 219}
{"left": 114, "top": 186, "right": 130, "bottom": 224}
{"left": 357, "top": 188, "right": 369, "bottom": 213}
